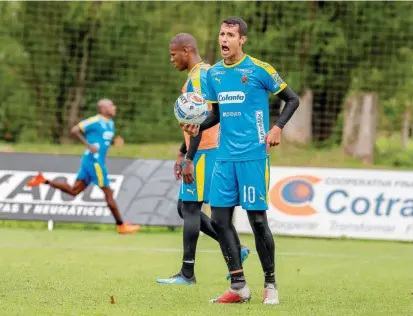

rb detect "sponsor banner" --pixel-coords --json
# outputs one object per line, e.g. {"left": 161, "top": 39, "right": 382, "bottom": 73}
{"left": 234, "top": 166, "right": 413, "bottom": 241}
{"left": 0, "top": 171, "right": 122, "bottom": 221}
{"left": 0, "top": 153, "right": 183, "bottom": 226}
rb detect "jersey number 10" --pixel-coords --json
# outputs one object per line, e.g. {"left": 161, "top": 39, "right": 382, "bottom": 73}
{"left": 243, "top": 185, "right": 256, "bottom": 204}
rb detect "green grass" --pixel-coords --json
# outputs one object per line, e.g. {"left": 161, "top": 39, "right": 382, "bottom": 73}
{"left": 0, "top": 228, "right": 411, "bottom": 316}
{"left": 0, "top": 140, "right": 406, "bottom": 169}
{"left": 0, "top": 141, "right": 412, "bottom": 314}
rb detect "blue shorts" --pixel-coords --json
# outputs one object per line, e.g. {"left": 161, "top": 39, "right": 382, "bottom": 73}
{"left": 178, "top": 148, "right": 217, "bottom": 203}
{"left": 209, "top": 158, "right": 270, "bottom": 210}
{"left": 76, "top": 159, "right": 110, "bottom": 187}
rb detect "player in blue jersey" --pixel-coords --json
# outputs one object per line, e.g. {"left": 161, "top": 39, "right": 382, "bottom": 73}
{"left": 156, "top": 33, "right": 250, "bottom": 285}
{"left": 183, "top": 17, "right": 300, "bottom": 304}
{"left": 27, "top": 99, "right": 141, "bottom": 234}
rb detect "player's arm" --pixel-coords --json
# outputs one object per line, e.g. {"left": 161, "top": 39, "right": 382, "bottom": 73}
{"left": 199, "top": 102, "right": 220, "bottom": 131}
{"left": 259, "top": 64, "right": 299, "bottom": 129}
{"left": 274, "top": 86, "right": 299, "bottom": 129}
{"left": 70, "top": 125, "right": 90, "bottom": 147}
{"left": 186, "top": 133, "right": 203, "bottom": 161}
{"left": 179, "top": 140, "right": 187, "bottom": 155}
{"left": 200, "top": 68, "right": 220, "bottom": 131}
{"left": 70, "top": 117, "right": 99, "bottom": 153}
{"left": 260, "top": 63, "right": 299, "bottom": 147}
{"left": 174, "top": 140, "right": 187, "bottom": 181}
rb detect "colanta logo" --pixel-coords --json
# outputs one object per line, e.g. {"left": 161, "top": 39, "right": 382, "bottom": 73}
{"left": 270, "top": 175, "right": 321, "bottom": 216}
{"left": 218, "top": 91, "right": 246, "bottom": 104}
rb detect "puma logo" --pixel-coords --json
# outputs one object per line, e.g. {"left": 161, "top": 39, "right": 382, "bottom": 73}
{"left": 259, "top": 197, "right": 265, "bottom": 201}
{"left": 214, "top": 77, "right": 221, "bottom": 84}
{"left": 187, "top": 189, "right": 195, "bottom": 195}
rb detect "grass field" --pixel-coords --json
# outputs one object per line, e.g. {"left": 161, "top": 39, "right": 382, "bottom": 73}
{"left": 0, "top": 141, "right": 412, "bottom": 315}
{"left": 0, "top": 228, "right": 411, "bottom": 316}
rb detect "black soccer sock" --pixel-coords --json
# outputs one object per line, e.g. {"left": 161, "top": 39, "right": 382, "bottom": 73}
{"left": 181, "top": 260, "right": 195, "bottom": 279}
{"left": 211, "top": 206, "right": 245, "bottom": 289}
{"left": 247, "top": 211, "right": 276, "bottom": 287}
{"left": 180, "top": 201, "right": 203, "bottom": 278}
{"left": 116, "top": 220, "right": 123, "bottom": 226}
{"left": 230, "top": 271, "right": 246, "bottom": 290}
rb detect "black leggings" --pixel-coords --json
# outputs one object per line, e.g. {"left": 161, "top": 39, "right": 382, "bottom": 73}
{"left": 177, "top": 200, "right": 218, "bottom": 263}
{"left": 211, "top": 207, "right": 275, "bottom": 276}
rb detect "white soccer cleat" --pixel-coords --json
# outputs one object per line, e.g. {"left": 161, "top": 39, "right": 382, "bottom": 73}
{"left": 263, "top": 283, "right": 279, "bottom": 305}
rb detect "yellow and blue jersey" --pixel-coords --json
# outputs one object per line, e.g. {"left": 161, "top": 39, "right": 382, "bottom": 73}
{"left": 205, "top": 55, "right": 287, "bottom": 162}
{"left": 182, "top": 62, "right": 219, "bottom": 151}
{"left": 77, "top": 114, "right": 115, "bottom": 164}
{"left": 179, "top": 62, "right": 218, "bottom": 203}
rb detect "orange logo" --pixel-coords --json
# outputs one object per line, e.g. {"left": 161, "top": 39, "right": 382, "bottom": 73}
{"left": 189, "top": 92, "right": 205, "bottom": 105}
{"left": 269, "top": 175, "right": 321, "bottom": 216}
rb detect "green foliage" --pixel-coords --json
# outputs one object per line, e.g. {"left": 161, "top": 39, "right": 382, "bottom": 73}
{"left": 0, "top": 2, "right": 412, "bottom": 144}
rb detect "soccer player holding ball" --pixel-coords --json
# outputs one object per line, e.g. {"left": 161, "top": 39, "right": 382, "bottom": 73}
{"left": 183, "top": 18, "right": 300, "bottom": 304}
{"left": 156, "top": 33, "right": 250, "bottom": 285}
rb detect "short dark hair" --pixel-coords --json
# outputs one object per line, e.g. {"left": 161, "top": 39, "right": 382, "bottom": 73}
{"left": 222, "top": 17, "right": 248, "bottom": 37}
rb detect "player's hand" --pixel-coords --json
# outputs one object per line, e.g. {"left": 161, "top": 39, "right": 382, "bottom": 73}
{"left": 182, "top": 124, "right": 200, "bottom": 137}
{"left": 265, "top": 126, "right": 282, "bottom": 153}
{"left": 182, "top": 160, "right": 195, "bottom": 184}
{"left": 88, "top": 144, "right": 99, "bottom": 153}
{"left": 174, "top": 152, "right": 185, "bottom": 180}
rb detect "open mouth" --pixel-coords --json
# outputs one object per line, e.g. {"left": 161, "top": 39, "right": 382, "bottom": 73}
{"left": 221, "top": 45, "right": 230, "bottom": 53}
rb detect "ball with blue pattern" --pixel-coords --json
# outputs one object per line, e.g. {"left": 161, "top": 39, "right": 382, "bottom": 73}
{"left": 174, "top": 92, "right": 209, "bottom": 125}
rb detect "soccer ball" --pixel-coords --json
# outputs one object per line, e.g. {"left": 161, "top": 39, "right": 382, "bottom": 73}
{"left": 174, "top": 92, "right": 209, "bottom": 125}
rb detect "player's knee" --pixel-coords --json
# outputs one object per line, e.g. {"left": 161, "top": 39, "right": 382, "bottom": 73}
{"left": 72, "top": 187, "right": 82, "bottom": 196}
{"left": 210, "top": 217, "right": 222, "bottom": 234}
{"left": 251, "top": 219, "right": 265, "bottom": 234}
{"left": 248, "top": 212, "right": 268, "bottom": 234}
{"left": 211, "top": 214, "right": 230, "bottom": 233}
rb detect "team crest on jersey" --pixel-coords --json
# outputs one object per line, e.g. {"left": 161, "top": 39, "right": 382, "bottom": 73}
{"left": 241, "top": 75, "right": 248, "bottom": 84}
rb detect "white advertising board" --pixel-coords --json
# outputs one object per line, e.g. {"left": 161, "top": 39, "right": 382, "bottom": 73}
{"left": 234, "top": 166, "right": 413, "bottom": 241}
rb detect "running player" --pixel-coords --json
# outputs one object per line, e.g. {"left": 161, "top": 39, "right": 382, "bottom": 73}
{"left": 27, "top": 99, "right": 141, "bottom": 234}
{"left": 183, "top": 18, "right": 300, "bottom": 304}
{"left": 156, "top": 33, "right": 250, "bottom": 285}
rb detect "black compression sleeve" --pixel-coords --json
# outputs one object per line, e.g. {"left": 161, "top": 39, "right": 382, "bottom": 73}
{"left": 179, "top": 141, "right": 187, "bottom": 155}
{"left": 199, "top": 102, "right": 220, "bottom": 132}
{"left": 274, "top": 86, "right": 300, "bottom": 129}
{"left": 186, "top": 132, "right": 203, "bottom": 161}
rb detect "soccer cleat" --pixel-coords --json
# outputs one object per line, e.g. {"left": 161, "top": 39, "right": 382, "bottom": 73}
{"left": 263, "top": 283, "right": 279, "bottom": 305}
{"left": 156, "top": 272, "right": 196, "bottom": 285}
{"left": 27, "top": 173, "right": 47, "bottom": 187}
{"left": 226, "top": 246, "right": 251, "bottom": 280}
{"left": 210, "top": 284, "right": 252, "bottom": 303}
{"left": 116, "top": 223, "right": 141, "bottom": 234}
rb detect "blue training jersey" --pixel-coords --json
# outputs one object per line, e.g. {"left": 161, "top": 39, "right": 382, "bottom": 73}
{"left": 77, "top": 114, "right": 115, "bottom": 164}
{"left": 205, "top": 54, "right": 287, "bottom": 162}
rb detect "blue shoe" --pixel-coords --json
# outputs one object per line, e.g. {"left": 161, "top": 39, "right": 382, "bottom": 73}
{"left": 156, "top": 272, "right": 196, "bottom": 285}
{"left": 226, "top": 246, "right": 251, "bottom": 280}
